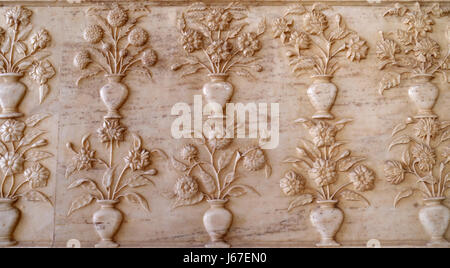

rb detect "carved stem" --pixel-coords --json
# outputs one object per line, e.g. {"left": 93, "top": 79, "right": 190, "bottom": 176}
{"left": 11, "top": 180, "right": 27, "bottom": 197}
{"left": 7, "top": 25, "right": 19, "bottom": 72}
{"left": 112, "top": 166, "right": 128, "bottom": 200}
{"left": 6, "top": 174, "right": 15, "bottom": 198}
{"left": 330, "top": 182, "right": 352, "bottom": 200}
{"left": 0, "top": 173, "right": 6, "bottom": 198}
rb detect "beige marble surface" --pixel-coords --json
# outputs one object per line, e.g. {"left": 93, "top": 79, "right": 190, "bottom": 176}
{"left": 0, "top": 0, "right": 447, "bottom": 248}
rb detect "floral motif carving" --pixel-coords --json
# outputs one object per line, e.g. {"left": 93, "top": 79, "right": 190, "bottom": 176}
{"left": 0, "top": 6, "right": 55, "bottom": 116}
{"left": 65, "top": 118, "right": 167, "bottom": 247}
{"left": 171, "top": 2, "right": 265, "bottom": 78}
{"left": 74, "top": 4, "right": 158, "bottom": 119}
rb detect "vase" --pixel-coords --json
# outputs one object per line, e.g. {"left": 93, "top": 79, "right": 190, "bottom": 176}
{"left": 307, "top": 75, "right": 337, "bottom": 119}
{"left": 0, "top": 73, "right": 26, "bottom": 119}
{"left": 93, "top": 200, "right": 123, "bottom": 248}
{"left": 310, "top": 200, "right": 343, "bottom": 247}
{"left": 202, "top": 74, "right": 234, "bottom": 117}
{"left": 203, "top": 199, "right": 233, "bottom": 248}
{"left": 0, "top": 198, "right": 20, "bottom": 247}
{"left": 419, "top": 197, "right": 449, "bottom": 247}
{"left": 100, "top": 75, "right": 128, "bottom": 120}
{"left": 408, "top": 75, "right": 439, "bottom": 119}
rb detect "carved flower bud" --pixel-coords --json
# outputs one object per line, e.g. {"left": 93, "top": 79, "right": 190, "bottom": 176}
{"left": 349, "top": 165, "right": 375, "bottom": 191}
{"left": 73, "top": 51, "right": 91, "bottom": 70}
{"left": 128, "top": 28, "right": 148, "bottom": 47}
{"left": 83, "top": 25, "right": 103, "bottom": 44}
{"left": 141, "top": 49, "right": 157, "bottom": 67}
{"left": 384, "top": 160, "right": 405, "bottom": 185}
{"left": 243, "top": 148, "right": 266, "bottom": 171}
{"left": 174, "top": 175, "right": 199, "bottom": 200}
{"left": 31, "top": 29, "right": 51, "bottom": 50}
{"left": 107, "top": 6, "right": 128, "bottom": 27}
{"left": 280, "top": 171, "right": 305, "bottom": 196}
{"left": 180, "top": 144, "right": 198, "bottom": 161}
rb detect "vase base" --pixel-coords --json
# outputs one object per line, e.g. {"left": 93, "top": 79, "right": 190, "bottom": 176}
{"left": 95, "top": 240, "right": 119, "bottom": 248}
{"left": 414, "top": 113, "right": 438, "bottom": 119}
{"left": 312, "top": 111, "right": 334, "bottom": 120}
{"left": 104, "top": 111, "right": 122, "bottom": 120}
{"left": 427, "top": 238, "right": 449, "bottom": 248}
{"left": 205, "top": 241, "right": 231, "bottom": 248}
{"left": 316, "top": 239, "right": 340, "bottom": 247}
{"left": 0, "top": 239, "right": 17, "bottom": 247}
{"left": 0, "top": 112, "right": 23, "bottom": 119}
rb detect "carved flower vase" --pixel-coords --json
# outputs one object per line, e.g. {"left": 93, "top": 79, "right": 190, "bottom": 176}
{"left": 93, "top": 200, "right": 123, "bottom": 248}
{"left": 202, "top": 74, "right": 234, "bottom": 117}
{"left": 100, "top": 75, "right": 129, "bottom": 120}
{"left": 408, "top": 75, "right": 439, "bottom": 119}
{"left": 0, "top": 73, "right": 27, "bottom": 119}
{"left": 419, "top": 197, "right": 449, "bottom": 247}
{"left": 310, "top": 200, "right": 343, "bottom": 247}
{"left": 0, "top": 198, "right": 20, "bottom": 247}
{"left": 203, "top": 199, "right": 233, "bottom": 248}
{"left": 307, "top": 75, "right": 337, "bottom": 119}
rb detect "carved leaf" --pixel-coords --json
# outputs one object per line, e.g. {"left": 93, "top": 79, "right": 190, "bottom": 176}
{"left": 68, "top": 194, "right": 94, "bottom": 215}
{"left": 177, "top": 13, "right": 186, "bottom": 32}
{"left": 339, "top": 190, "right": 370, "bottom": 206}
{"left": 337, "top": 156, "right": 366, "bottom": 172}
{"left": 197, "top": 166, "right": 216, "bottom": 195}
{"left": 24, "top": 150, "right": 53, "bottom": 162}
{"left": 15, "top": 41, "right": 27, "bottom": 55}
{"left": 124, "top": 192, "right": 150, "bottom": 212}
{"left": 21, "top": 190, "right": 52, "bottom": 205}
{"left": 25, "top": 113, "right": 51, "bottom": 127}
{"left": 384, "top": 3, "right": 408, "bottom": 17}
{"left": 284, "top": 4, "right": 306, "bottom": 17}
{"left": 102, "top": 167, "right": 115, "bottom": 190}
{"left": 402, "top": 149, "right": 411, "bottom": 166}
{"left": 379, "top": 72, "right": 401, "bottom": 95}
{"left": 440, "top": 130, "right": 450, "bottom": 143}
{"left": 172, "top": 192, "right": 204, "bottom": 209}
{"left": 287, "top": 194, "right": 313, "bottom": 212}
{"left": 256, "top": 18, "right": 266, "bottom": 36}
{"left": 389, "top": 135, "right": 411, "bottom": 151}
{"left": 132, "top": 134, "right": 142, "bottom": 150}
{"left": 300, "top": 139, "right": 321, "bottom": 159}
{"left": 18, "top": 129, "right": 47, "bottom": 147}
{"left": 65, "top": 163, "right": 76, "bottom": 178}
{"left": 217, "top": 151, "right": 234, "bottom": 170}
{"left": 393, "top": 188, "right": 414, "bottom": 208}
{"left": 1, "top": 35, "right": 10, "bottom": 54}
{"left": 265, "top": 164, "right": 272, "bottom": 179}
{"left": 223, "top": 184, "right": 259, "bottom": 198}
{"left": 186, "top": 2, "right": 207, "bottom": 12}
{"left": 227, "top": 23, "right": 248, "bottom": 39}
{"left": 181, "top": 65, "right": 203, "bottom": 77}
{"left": 311, "top": 3, "right": 329, "bottom": 12}
{"left": 282, "top": 156, "right": 302, "bottom": 163}
{"left": 392, "top": 122, "right": 408, "bottom": 137}
{"left": 126, "top": 175, "right": 153, "bottom": 188}
{"left": 68, "top": 178, "right": 100, "bottom": 194}
{"left": 171, "top": 156, "right": 188, "bottom": 172}
{"left": 223, "top": 172, "right": 237, "bottom": 188}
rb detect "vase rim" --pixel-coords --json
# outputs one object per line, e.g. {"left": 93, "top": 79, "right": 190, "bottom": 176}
{"left": 0, "top": 73, "right": 23, "bottom": 77}
{"left": 207, "top": 199, "right": 229, "bottom": 205}
{"left": 0, "top": 197, "right": 18, "bottom": 204}
{"left": 311, "top": 74, "right": 333, "bottom": 78}
{"left": 208, "top": 73, "right": 228, "bottom": 78}
{"left": 97, "top": 199, "right": 119, "bottom": 205}
{"left": 317, "top": 199, "right": 338, "bottom": 204}
{"left": 105, "top": 74, "right": 125, "bottom": 77}
{"left": 423, "top": 197, "right": 445, "bottom": 202}
{"left": 412, "top": 74, "right": 434, "bottom": 79}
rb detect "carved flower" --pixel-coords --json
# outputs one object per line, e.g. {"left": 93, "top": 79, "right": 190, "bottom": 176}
{"left": 272, "top": 18, "right": 293, "bottom": 43}
{"left": 83, "top": 25, "right": 104, "bottom": 44}
{"left": 376, "top": 38, "right": 400, "bottom": 61}
{"left": 411, "top": 143, "right": 436, "bottom": 172}
{"left": 403, "top": 11, "right": 433, "bottom": 37}
{"left": 303, "top": 11, "right": 328, "bottom": 35}
{"left": 243, "top": 148, "right": 266, "bottom": 171}
{"left": 289, "top": 31, "right": 311, "bottom": 50}
{"left": 5, "top": 6, "right": 32, "bottom": 27}
{"left": 442, "top": 146, "right": 450, "bottom": 165}
{"left": 128, "top": 28, "right": 148, "bottom": 47}
{"left": 384, "top": 160, "right": 405, "bottom": 185}
{"left": 30, "top": 29, "right": 51, "bottom": 50}
{"left": 205, "top": 128, "right": 232, "bottom": 150}
{"left": 206, "top": 40, "right": 232, "bottom": 65}
{"left": 97, "top": 120, "right": 126, "bottom": 143}
{"left": 349, "top": 165, "right": 375, "bottom": 191}
{"left": 73, "top": 146, "right": 96, "bottom": 171}
{"left": 205, "top": 8, "right": 232, "bottom": 31}
{"left": 280, "top": 171, "right": 305, "bottom": 196}
{"left": 141, "top": 49, "right": 157, "bottom": 67}
{"left": 414, "top": 118, "right": 440, "bottom": 140}
{"left": 29, "top": 60, "right": 55, "bottom": 84}
{"left": 346, "top": 36, "right": 368, "bottom": 62}
{"left": 74, "top": 51, "right": 91, "bottom": 70}
{"left": 0, "top": 119, "right": 25, "bottom": 143}
{"left": 237, "top": 32, "right": 261, "bottom": 57}
{"left": 309, "top": 121, "right": 337, "bottom": 148}
{"left": 174, "top": 175, "right": 199, "bottom": 200}
{"left": 24, "top": 163, "right": 50, "bottom": 189}
{"left": 107, "top": 6, "right": 128, "bottom": 27}
{"left": 413, "top": 38, "right": 440, "bottom": 63}
{"left": 124, "top": 149, "right": 150, "bottom": 171}
{"left": 309, "top": 159, "right": 337, "bottom": 187}
{"left": 180, "top": 144, "right": 198, "bottom": 161}
{"left": 0, "top": 152, "right": 24, "bottom": 176}
{"left": 181, "top": 30, "right": 203, "bottom": 53}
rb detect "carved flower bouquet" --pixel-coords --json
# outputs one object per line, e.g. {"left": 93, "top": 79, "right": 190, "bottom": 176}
{"left": 66, "top": 127, "right": 166, "bottom": 248}
{"left": 282, "top": 118, "right": 375, "bottom": 246}
{"left": 168, "top": 128, "right": 271, "bottom": 248}
{"left": 0, "top": 6, "right": 55, "bottom": 118}
{"left": 377, "top": 3, "right": 449, "bottom": 118}
{"left": 73, "top": 3, "right": 158, "bottom": 119}
{"left": 385, "top": 116, "right": 449, "bottom": 246}
{"left": 171, "top": 2, "right": 265, "bottom": 109}
{"left": 0, "top": 114, "right": 53, "bottom": 246}
{"left": 272, "top": 3, "right": 368, "bottom": 119}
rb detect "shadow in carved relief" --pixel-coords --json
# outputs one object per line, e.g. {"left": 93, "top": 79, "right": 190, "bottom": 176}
{"left": 273, "top": 3, "right": 376, "bottom": 247}
{"left": 67, "top": 3, "right": 165, "bottom": 248}
{"left": 379, "top": 2, "right": 450, "bottom": 247}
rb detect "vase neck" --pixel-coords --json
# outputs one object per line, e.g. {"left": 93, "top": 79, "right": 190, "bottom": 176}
{"left": 413, "top": 75, "right": 433, "bottom": 83}
{"left": 312, "top": 75, "right": 333, "bottom": 83}
{"left": 317, "top": 200, "right": 338, "bottom": 208}
{"left": 208, "top": 74, "right": 228, "bottom": 83}
{"left": 0, "top": 198, "right": 16, "bottom": 209}
{"left": 208, "top": 199, "right": 228, "bottom": 208}
{"left": 106, "top": 75, "right": 124, "bottom": 83}
{"left": 0, "top": 73, "right": 22, "bottom": 83}
{"left": 423, "top": 198, "right": 444, "bottom": 206}
{"left": 97, "top": 200, "right": 118, "bottom": 208}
